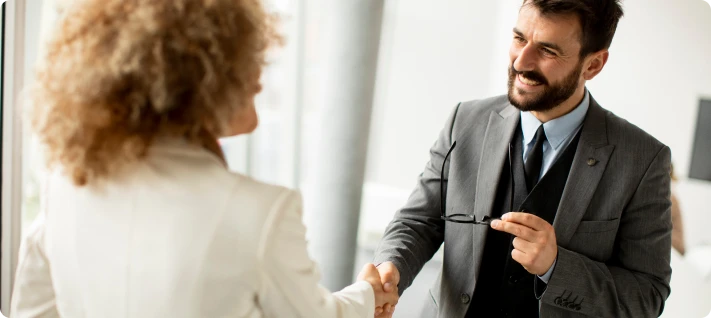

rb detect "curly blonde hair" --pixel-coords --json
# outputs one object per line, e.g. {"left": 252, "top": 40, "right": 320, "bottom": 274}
{"left": 31, "top": 0, "right": 279, "bottom": 186}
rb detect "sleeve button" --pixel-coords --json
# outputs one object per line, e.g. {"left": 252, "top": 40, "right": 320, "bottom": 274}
{"left": 460, "top": 293, "right": 471, "bottom": 304}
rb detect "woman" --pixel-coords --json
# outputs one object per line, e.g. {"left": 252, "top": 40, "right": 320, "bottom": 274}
{"left": 10, "top": 0, "right": 397, "bottom": 317}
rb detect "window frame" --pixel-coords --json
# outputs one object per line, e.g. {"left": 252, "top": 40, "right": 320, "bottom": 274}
{"left": 1, "top": 0, "right": 26, "bottom": 314}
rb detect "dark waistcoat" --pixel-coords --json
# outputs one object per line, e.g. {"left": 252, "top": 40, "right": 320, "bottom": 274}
{"left": 466, "top": 125, "right": 581, "bottom": 318}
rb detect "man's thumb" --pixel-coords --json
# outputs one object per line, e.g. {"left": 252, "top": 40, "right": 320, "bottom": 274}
{"left": 377, "top": 262, "right": 399, "bottom": 292}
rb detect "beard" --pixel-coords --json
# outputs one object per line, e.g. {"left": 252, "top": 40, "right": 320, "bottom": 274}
{"left": 507, "top": 62, "right": 582, "bottom": 112}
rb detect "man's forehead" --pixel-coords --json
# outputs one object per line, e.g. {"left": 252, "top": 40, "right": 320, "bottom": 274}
{"left": 516, "top": 5, "right": 582, "bottom": 50}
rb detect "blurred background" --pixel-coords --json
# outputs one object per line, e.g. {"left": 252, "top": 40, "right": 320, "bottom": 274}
{"left": 2, "top": 0, "right": 711, "bottom": 317}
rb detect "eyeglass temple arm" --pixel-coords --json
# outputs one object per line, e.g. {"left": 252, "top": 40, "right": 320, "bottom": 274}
{"left": 509, "top": 143, "right": 514, "bottom": 214}
{"left": 441, "top": 141, "right": 457, "bottom": 219}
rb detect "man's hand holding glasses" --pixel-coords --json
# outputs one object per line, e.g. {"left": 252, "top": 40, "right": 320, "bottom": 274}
{"left": 490, "top": 212, "right": 558, "bottom": 276}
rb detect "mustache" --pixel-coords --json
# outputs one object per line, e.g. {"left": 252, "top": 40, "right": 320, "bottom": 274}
{"left": 510, "top": 66, "right": 548, "bottom": 85}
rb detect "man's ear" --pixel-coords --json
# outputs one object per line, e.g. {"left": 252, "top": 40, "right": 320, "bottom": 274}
{"left": 583, "top": 50, "right": 609, "bottom": 81}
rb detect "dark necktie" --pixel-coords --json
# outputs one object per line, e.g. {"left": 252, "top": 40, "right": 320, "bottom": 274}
{"left": 524, "top": 125, "right": 547, "bottom": 192}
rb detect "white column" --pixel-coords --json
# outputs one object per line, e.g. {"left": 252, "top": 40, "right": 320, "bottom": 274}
{"left": 1, "top": 0, "right": 26, "bottom": 314}
{"left": 304, "top": 0, "right": 384, "bottom": 290}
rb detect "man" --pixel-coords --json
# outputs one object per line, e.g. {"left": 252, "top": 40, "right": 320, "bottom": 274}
{"left": 372, "top": 0, "right": 672, "bottom": 317}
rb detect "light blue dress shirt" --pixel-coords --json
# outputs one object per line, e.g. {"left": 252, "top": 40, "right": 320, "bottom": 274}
{"left": 521, "top": 90, "right": 590, "bottom": 179}
{"left": 519, "top": 89, "right": 590, "bottom": 283}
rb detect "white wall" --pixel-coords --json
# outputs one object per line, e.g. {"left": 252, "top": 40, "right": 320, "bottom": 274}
{"left": 364, "top": 0, "right": 711, "bottom": 243}
{"left": 362, "top": 1, "right": 711, "bottom": 314}
{"left": 365, "top": 0, "right": 501, "bottom": 189}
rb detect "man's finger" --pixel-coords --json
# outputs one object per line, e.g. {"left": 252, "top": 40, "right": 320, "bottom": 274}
{"left": 381, "top": 304, "right": 396, "bottom": 317}
{"left": 512, "top": 236, "right": 534, "bottom": 253}
{"left": 375, "top": 307, "right": 383, "bottom": 315}
{"left": 502, "top": 212, "right": 548, "bottom": 231}
{"left": 376, "top": 306, "right": 394, "bottom": 318}
{"left": 492, "top": 219, "right": 536, "bottom": 240}
{"left": 511, "top": 248, "right": 531, "bottom": 268}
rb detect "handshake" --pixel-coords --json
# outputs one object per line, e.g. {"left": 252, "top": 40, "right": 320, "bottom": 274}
{"left": 357, "top": 262, "right": 401, "bottom": 317}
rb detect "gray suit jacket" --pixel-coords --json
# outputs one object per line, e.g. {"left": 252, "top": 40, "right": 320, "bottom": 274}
{"left": 373, "top": 95, "right": 672, "bottom": 317}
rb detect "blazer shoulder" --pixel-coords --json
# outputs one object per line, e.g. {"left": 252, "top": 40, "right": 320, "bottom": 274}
{"left": 447, "top": 95, "right": 513, "bottom": 136}
{"left": 457, "top": 94, "right": 511, "bottom": 118}
{"left": 219, "top": 173, "right": 300, "bottom": 238}
{"left": 227, "top": 173, "right": 298, "bottom": 215}
{"left": 603, "top": 108, "right": 668, "bottom": 154}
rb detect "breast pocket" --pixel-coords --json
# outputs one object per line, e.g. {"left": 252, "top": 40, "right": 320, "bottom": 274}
{"left": 567, "top": 219, "right": 619, "bottom": 261}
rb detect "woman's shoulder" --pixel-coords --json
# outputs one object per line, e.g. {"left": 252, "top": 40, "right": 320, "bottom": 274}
{"left": 220, "top": 172, "right": 302, "bottom": 232}
{"left": 226, "top": 172, "right": 298, "bottom": 206}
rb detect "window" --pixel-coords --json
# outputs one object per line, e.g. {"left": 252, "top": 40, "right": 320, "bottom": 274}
{"left": 20, "top": 0, "right": 45, "bottom": 232}
{"left": 0, "top": 2, "right": 5, "bottom": 311}
{"left": 221, "top": 0, "right": 311, "bottom": 189}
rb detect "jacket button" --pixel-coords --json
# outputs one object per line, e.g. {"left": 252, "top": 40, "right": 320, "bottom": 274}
{"left": 508, "top": 275, "right": 518, "bottom": 284}
{"left": 460, "top": 293, "right": 471, "bottom": 304}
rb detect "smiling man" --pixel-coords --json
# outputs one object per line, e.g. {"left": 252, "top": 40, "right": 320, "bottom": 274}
{"left": 372, "top": 0, "right": 673, "bottom": 317}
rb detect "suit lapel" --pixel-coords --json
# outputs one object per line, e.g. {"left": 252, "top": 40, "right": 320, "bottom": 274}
{"left": 472, "top": 105, "right": 519, "bottom": 276}
{"left": 473, "top": 106, "right": 519, "bottom": 218}
{"left": 554, "top": 97, "right": 616, "bottom": 246}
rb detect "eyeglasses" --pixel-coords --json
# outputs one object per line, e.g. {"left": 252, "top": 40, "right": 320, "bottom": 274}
{"left": 439, "top": 141, "right": 515, "bottom": 225}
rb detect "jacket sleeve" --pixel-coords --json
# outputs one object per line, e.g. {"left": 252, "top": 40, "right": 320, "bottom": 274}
{"left": 541, "top": 146, "right": 673, "bottom": 317}
{"left": 372, "top": 103, "right": 461, "bottom": 294}
{"left": 257, "top": 190, "right": 375, "bottom": 318}
{"left": 10, "top": 212, "right": 60, "bottom": 318}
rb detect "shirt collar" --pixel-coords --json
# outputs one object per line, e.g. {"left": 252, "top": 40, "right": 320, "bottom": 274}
{"left": 520, "top": 89, "right": 590, "bottom": 150}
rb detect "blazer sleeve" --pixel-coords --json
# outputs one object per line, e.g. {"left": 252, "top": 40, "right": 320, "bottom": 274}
{"left": 372, "top": 103, "right": 461, "bottom": 294}
{"left": 10, "top": 212, "right": 60, "bottom": 318}
{"left": 257, "top": 190, "right": 375, "bottom": 318}
{"left": 541, "top": 145, "right": 673, "bottom": 317}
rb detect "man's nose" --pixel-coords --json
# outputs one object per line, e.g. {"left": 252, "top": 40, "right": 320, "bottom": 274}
{"left": 513, "top": 44, "right": 537, "bottom": 72}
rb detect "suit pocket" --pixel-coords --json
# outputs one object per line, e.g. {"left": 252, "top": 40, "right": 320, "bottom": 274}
{"left": 575, "top": 219, "right": 619, "bottom": 233}
{"left": 428, "top": 288, "right": 439, "bottom": 308}
{"left": 568, "top": 219, "right": 619, "bottom": 261}
{"left": 419, "top": 288, "right": 439, "bottom": 318}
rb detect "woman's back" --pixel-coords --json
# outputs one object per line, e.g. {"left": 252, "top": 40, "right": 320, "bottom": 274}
{"left": 29, "top": 141, "right": 270, "bottom": 317}
{"left": 14, "top": 140, "right": 379, "bottom": 317}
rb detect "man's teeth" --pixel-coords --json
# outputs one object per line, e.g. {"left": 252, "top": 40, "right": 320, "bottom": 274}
{"left": 519, "top": 75, "right": 541, "bottom": 86}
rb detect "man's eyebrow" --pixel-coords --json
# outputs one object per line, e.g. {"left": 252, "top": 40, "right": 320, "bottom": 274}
{"left": 538, "top": 41, "right": 563, "bottom": 53}
{"left": 512, "top": 28, "right": 563, "bottom": 53}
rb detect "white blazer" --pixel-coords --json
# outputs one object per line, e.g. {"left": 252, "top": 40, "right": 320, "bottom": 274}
{"left": 10, "top": 140, "right": 375, "bottom": 318}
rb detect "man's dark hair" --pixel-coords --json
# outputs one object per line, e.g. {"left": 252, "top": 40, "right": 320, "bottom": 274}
{"left": 523, "top": 0, "right": 624, "bottom": 57}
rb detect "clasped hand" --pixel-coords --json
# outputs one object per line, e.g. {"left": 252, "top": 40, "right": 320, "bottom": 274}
{"left": 357, "top": 263, "right": 399, "bottom": 317}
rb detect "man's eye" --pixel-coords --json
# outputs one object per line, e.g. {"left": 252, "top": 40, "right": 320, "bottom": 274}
{"left": 514, "top": 36, "right": 525, "bottom": 43}
{"left": 541, "top": 48, "right": 556, "bottom": 56}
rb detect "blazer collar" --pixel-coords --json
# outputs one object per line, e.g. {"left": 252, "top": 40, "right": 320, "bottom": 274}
{"left": 578, "top": 95, "right": 609, "bottom": 148}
